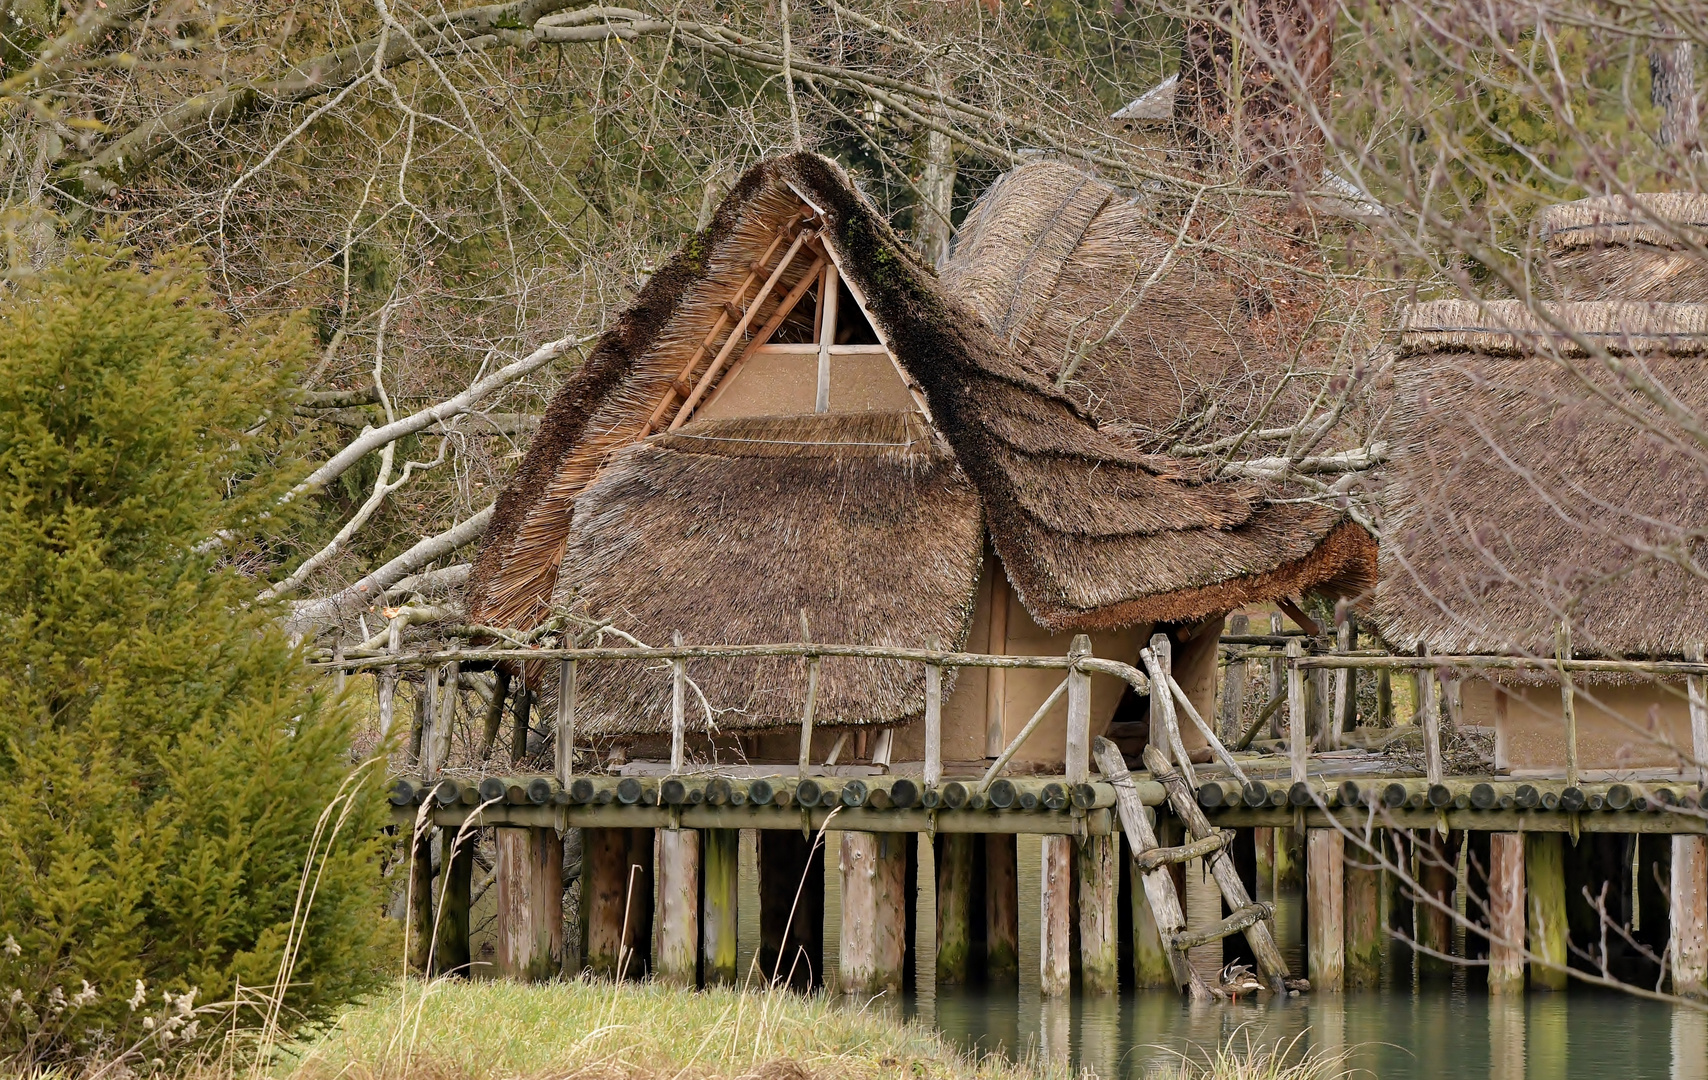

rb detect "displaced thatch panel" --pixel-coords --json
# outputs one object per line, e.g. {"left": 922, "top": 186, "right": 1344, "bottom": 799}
{"left": 1369, "top": 300, "right": 1708, "bottom": 658}
{"left": 1539, "top": 193, "right": 1708, "bottom": 304}
{"left": 552, "top": 413, "right": 982, "bottom": 734}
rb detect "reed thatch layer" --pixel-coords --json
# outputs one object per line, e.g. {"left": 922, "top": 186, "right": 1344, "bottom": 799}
{"left": 1399, "top": 299, "right": 1708, "bottom": 355}
{"left": 1538, "top": 194, "right": 1708, "bottom": 304}
{"left": 467, "top": 153, "right": 1371, "bottom": 678}
{"left": 553, "top": 413, "right": 981, "bottom": 735}
{"left": 1369, "top": 325, "right": 1708, "bottom": 658}
{"left": 1539, "top": 193, "right": 1708, "bottom": 251}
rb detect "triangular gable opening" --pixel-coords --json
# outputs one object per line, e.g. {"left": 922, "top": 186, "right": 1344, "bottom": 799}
{"left": 659, "top": 201, "right": 919, "bottom": 426}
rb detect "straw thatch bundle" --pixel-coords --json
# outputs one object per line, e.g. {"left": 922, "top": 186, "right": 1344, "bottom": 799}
{"left": 553, "top": 413, "right": 981, "bottom": 734}
{"left": 467, "top": 153, "right": 1373, "bottom": 734}
{"left": 1538, "top": 193, "right": 1708, "bottom": 303}
{"left": 1368, "top": 298, "right": 1708, "bottom": 659}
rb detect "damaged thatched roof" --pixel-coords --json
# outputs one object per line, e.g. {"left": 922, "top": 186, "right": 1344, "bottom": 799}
{"left": 1540, "top": 193, "right": 1708, "bottom": 303}
{"left": 466, "top": 153, "right": 1372, "bottom": 732}
{"left": 1367, "top": 298, "right": 1708, "bottom": 658}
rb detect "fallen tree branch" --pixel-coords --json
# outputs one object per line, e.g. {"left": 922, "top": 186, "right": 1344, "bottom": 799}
{"left": 286, "top": 504, "right": 494, "bottom": 631}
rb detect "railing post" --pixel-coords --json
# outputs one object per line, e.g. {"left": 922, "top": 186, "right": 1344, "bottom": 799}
{"left": 430, "top": 659, "right": 459, "bottom": 774}
{"left": 1065, "top": 634, "right": 1092, "bottom": 782}
{"left": 671, "top": 630, "right": 686, "bottom": 775}
{"left": 1327, "top": 618, "right": 1352, "bottom": 750}
{"left": 1146, "top": 633, "right": 1194, "bottom": 787}
{"left": 1220, "top": 613, "right": 1248, "bottom": 741}
{"left": 1689, "top": 643, "right": 1708, "bottom": 786}
{"left": 1419, "top": 656, "right": 1443, "bottom": 787}
{"left": 1287, "top": 638, "right": 1307, "bottom": 785}
{"left": 985, "top": 573, "right": 1010, "bottom": 757}
{"left": 924, "top": 659, "right": 943, "bottom": 788}
{"left": 418, "top": 663, "right": 439, "bottom": 775}
{"left": 556, "top": 658, "right": 576, "bottom": 787}
{"left": 510, "top": 678, "right": 532, "bottom": 766}
{"left": 1555, "top": 622, "right": 1578, "bottom": 788}
{"left": 1268, "top": 612, "right": 1286, "bottom": 739}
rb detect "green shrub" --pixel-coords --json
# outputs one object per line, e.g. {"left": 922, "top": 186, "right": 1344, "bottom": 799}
{"left": 0, "top": 242, "right": 395, "bottom": 1063}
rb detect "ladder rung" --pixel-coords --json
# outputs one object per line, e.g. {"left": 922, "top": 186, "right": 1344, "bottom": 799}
{"left": 1167, "top": 901, "right": 1274, "bottom": 952}
{"left": 1133, "top": 829, "right": 1233, "bottom": 872}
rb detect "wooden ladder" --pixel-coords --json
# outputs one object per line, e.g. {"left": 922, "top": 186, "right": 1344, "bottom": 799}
{"left": 1093, "top": 737, "right": 1293, "bottom": 999}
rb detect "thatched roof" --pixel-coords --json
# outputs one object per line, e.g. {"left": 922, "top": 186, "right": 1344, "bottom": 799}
{"left": 555, "top": 413, "right": 981, "bottom": 735}
{"left": 1539, "top": 193, "right": 1708, "bottom": 303}
{"left": 1367, "top": 298, "right": 1708, "bottom": 658}
{"left": 466, "top": 153, "right": 1373, "bottom": 731}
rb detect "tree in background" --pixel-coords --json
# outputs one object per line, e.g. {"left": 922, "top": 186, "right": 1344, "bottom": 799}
{"left": 0, "top": 242, "right": 393, "bottom": 1063}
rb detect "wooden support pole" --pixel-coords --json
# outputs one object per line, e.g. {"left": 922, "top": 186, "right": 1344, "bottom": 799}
{"left": 1416, "top": 828, "right": 1463, "bottom": 979}
{"left": 1488, "top": 832, "right": 1526, "bottom": 994}
{"left": 815, "top": 261, "right": 837, "bottom": 414}
{"left": 1268, "top": 612, "right": 1286, "bottom": 739}
{"left": 1419, "top": 662, "right": 1443, "bottom": 786}
{"left": 1287, "top": 639, "right": 1308, "bottom": 784}
{"left": 1376, "top": 669, "right": 1393, "bottom": 727}
{"left": 434, "top": 825, "right": 474, "bottom": 977}
{"left": 1689, "top": 644, "right": 1708, "bottom": 786}
{"left": 985, "top": 572, "right": 1009, "bottom": 758}
{"left": 556, "top": 658, "right": 576, "bottom": 787}
{"left": 671, "top": 631, "right": 686, "bottom": 774}
{"left": 1344, "top": 837, "right": 1382, "bottom": 988}
{"left": 985, "top": 834, "right": 1020, "bottom": 984}
{"left": 406, "top": 819, "right": 434, "bottom": 974}
{"left": 935, "top": 833, "right": 974, "bottom": 985}
{"left": 1526, "top": 832, "right": 1570, "bottom": 991}
{"left": 496, "top": 826, "right": 564, "bottom": 981}
{"left": 1276, "top": 825, "right": 1304, "bottom": 890}
{"left": 1040, "top": 834, "right": 1073, "bottom": 996}
{"left": 1556, "top": 622, "right": 1579, "bottom": 787}
{"left": 430, "top": 659, "right": 458, "bottom": 773}
{"left": 1129, "top": 828, "right": 1172, "bottom": 987}
{"left": 1066, "top": 634, "right": 1092, "bottom": 782}
{"left": 1672, "top": 834, "right": 1708, "bottom": 999}
{"left": 924, "top": 660, "right": 943, "bottom": 788}
{"left": 1146, "top": 634, "right": 1195, "bottom": 788}
{"left": 584, "top": 827, "right": 628, "bottom": 979}
{"left": 1220, "top": 613, "right": 1249, "bottom": 741}
{"left": 840, "top": 831, "right": 907, "bottom": 994}
{"left": 1328, "top": 618, "right": 1353, "bottom": 748}
{"left": 702, "top": 828, "right": 739, "bottom": 986}
{"left": 1078, "top": 833, "right": 1120, "bottom": 994}
{"left": 657, "top": 828, "right": 700, "bottom": 987}
{"left": 412, "top": 668, "right": 433, "bottom": 770}
{"left": 1307, "top": 828, "right": 1345, "bottom": 991}
{"left": 1254, "top": 826, "right": 1274, "bottom": 895}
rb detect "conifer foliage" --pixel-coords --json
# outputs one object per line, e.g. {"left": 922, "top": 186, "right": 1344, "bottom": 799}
{"left": 0, "top": 242, "right": 393, "bottom": 1061}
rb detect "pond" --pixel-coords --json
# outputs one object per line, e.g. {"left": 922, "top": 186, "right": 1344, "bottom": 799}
{"left": 729, "top": 830, "right": 1704, "bottom": 1080}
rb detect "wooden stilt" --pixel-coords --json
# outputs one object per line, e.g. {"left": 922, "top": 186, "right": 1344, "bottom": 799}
{"left": 840, "top": 831, "right": 907, "bottom": 994}
{"left": 1078, "top": 833, "right": 1119, "bottom": 994}
{"left": 985, "top": 833, "right": 1020, "bottom": 983}
{"left": 1276, "top": 825, "right": 1303, "bottom": 889}
{"left": 1344, "top": 836, "right": 1382, "bottom": 988}
{"left": 1488, "top": 832, "right": 1526, "bottom": 994}
{"left": 657, "top": 828, "right": 700, "bottom": 987}
{"left": 1040, "top": 834, "right": 1073, "bottom": 996}
{"left": 935, "top": 833, "right": 974, "bottom": 985}
{"left": 1525, "top": 832, "right": 1569, "bottom": 991}
{"left": 1220, "top": 613, "right": 1249, "bottom": 741}
{"left": 496, "top": 826, "right": 564, "bottom": 981}
{"left": 624, "top": 827, "right": 655, "bottom": 979}
{"left": 434, "top": 825, "right": 474, "bottom": 977}
{"left": 406, "top": 820, "right": 434, "bottom": 974}
{"left": 584, "top": 827, "right": 628, "bottom": 978}
{"left": 1416, "top": 828, "right": 1463, "bottom": 978}
{"left": 1672, "top": 834, "right": 1707, "bottom": 999}
{"left": 758, "top": 827, "right": 823, "bottom": 990}
{"left": 1129, "top": 830, "right": 1171, "bottom": 987}
{"left": 1254, "top": 826, "right": 1274, "bottom": 895}
{"left": 702, "top": 828, "right": 739, "bottom": 986}
{"left": 1307, "top": 828, "right": 1345, "bottom": 991}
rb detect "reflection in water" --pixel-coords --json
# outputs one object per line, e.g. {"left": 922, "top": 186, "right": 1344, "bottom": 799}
{"left": 728, "top": 829, "right": 1692, "bottom": 1079}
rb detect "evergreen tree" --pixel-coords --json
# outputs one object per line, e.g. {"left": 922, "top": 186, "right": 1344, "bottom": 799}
{"left": 0, "top": 241, "right": 393, "bottom": 1061}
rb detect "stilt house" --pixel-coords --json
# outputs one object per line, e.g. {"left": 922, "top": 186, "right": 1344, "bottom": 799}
{"left": 1367, "top": 194, "right": 1708, "bottom": 776}
{"left": 466, "top": 153, "right": 1374, "bottom": 772}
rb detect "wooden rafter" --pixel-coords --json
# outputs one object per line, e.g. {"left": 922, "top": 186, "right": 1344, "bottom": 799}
{"left": 669, "top": 228, "right": 817, "bottom": 430}
{"left": 694, "top": 251, "right": 829, "bottom": 418}
{"left": 636, "top": 212, "right": 805, "bottom": 439}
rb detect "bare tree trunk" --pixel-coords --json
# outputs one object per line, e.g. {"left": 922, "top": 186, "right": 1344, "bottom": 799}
{"left": 916, "top": 81, "right": 957, "bottom": 270}
{"left": 1651, "top": 23, "right": 1700, "bottom": 150}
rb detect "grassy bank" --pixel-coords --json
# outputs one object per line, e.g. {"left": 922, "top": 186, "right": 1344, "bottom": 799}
{"left": 281, "top": 979, "right": 1041, "bottom": 1080}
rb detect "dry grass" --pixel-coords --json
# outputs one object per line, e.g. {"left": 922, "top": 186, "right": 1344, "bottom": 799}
{"left": 272, "top": 979, "right": 1039, "bottom": 1080}
{"left": 1150, "top": 1030, "right": 1354, "bottom": 1080}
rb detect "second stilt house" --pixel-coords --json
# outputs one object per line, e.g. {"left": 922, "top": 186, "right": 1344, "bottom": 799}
{"left": 466, "top": 152, "right": 1374, "bottom": 773}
